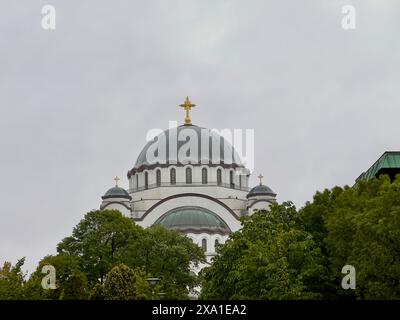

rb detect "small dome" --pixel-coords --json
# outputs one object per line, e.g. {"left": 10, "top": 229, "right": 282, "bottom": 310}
{"left": 247, "top": 184, "right": 276, "bottom": 198}
{"left": 102, "top": 186, "right": 131, "bottom": 200}
{"left": 154, "top": 206, "right": 231, "bottom": 235}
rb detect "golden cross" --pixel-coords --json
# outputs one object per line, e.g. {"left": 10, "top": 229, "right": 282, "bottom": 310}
{"left": 179, "top": 96, "right": 196, "bottom": 126}
{"left": 258, "top": 174, "right": 264, "bottom": 186}
{"left": 114, "top": 176, "right": 120, "bottom": 187}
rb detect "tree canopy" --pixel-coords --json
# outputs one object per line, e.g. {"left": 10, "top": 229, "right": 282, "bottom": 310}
{"left": 55, "top": 209, "right": 204, "bottom": 299}
{"left": 300, "top": 175, "right": 400, "bottom": 299}
{"left": 124, "top": 225, "right": 204, "bottom": 299}
{"left": 103, "top": 264, "right": 150, "bottom": 300}
{"left": 24, "top": 254, "right": 88, "bottom": 300}
{"left": 201, "top": 175, "right": 400, "bottom": 300}
{"left": 0, "top": 258, "right": 26, "bottom": 300}
{"left": 57, "top": 210, "right": 142, "bottom": 285}
{"left": 200, "top": 202, "right": 328, "bottom": 299}
{"left": 2, "top": 175, "right": 400, "bottom": 300}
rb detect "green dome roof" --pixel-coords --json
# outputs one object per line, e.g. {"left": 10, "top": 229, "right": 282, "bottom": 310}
{"left": 102, "top": 186, "right": 131, "bottom": 200}
{"left": 154, "top": 206, "right": 231, "bottom": 235}
{"left": 131, "top": 125, "right": 244, "bottom": 171}
{"left": 247, "top": 184, "right": 276, "bottom": 198}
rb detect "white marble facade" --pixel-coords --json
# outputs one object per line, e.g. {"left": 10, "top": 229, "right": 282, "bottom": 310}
{"left": 99, "top": 105, "right": 277, "bottom": 268}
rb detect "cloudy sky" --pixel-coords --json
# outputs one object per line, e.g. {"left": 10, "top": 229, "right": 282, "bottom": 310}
{"left": 1, "top": 0, "right": 399, "bottom": 273}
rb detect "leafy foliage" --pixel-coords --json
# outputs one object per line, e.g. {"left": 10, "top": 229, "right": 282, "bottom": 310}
{"left": 56, "top": 210, "right": 204, "bottom": 299}
{"left": 301, "top": 175, "right": 400, "bottom": 299}
{"left": 200, "top": 202, "right": 328, "bottom": 299}
{"left": 24, "top": 254, "right": 88, "bottom": 300}
{"left": 124, "top": 225, "right": 205, "bottom": 299}
{"left": 0, "top": 258, "right": 26, "bottom": 300}
{"left": 3, "top": 175, "right": 400, "bottom": 300}
{"left": 57, "top": 210, "right": 142, "bottom": 285}
{"left": 103, "top": 264, "right": 150, "bottom": 300}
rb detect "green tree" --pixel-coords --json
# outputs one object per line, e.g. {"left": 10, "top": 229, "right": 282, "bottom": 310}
{"left": 56, "top": 209, "right": 204, "bottom": 299}
{"left": 200, "top": 203, "right": 328, "bottom": 299}
{"left": 125, "top": 225, "right": 205, "bottom": 299}
{"left": 25, "top": 254, "right": 88, "bottom": 300}
{"left": 103, "top": 264, "right": 150, "bottom": 300}
{"left": 0, "top": 258, "right": 26, "bottom": 300}
{"left": 300, "top": 175, "right": 400, "bottom": 299}
{"left": 57, "top": 210, "right": 143, "bottom": 285}
{"left": 299, "top": 186, "right": 345, "bottom": 299}
{"left": 59, "top": 272, "right": 88, "bottom": 300}
{"left": 89, "top": 283, "right": 105, "bottom": 300}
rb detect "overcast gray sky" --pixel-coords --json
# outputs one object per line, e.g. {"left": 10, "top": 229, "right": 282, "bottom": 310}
{"left": 1, "top": 0, "right": 399, "bottom": 274}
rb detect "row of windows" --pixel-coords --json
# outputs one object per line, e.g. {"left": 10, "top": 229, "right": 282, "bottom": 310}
{"left": 137, "top": 168, "right": 241, "bottom": 189}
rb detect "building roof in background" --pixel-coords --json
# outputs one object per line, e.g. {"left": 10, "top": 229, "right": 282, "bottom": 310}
{"left": 356, "top": 151, "right": 400, "bottom": 182}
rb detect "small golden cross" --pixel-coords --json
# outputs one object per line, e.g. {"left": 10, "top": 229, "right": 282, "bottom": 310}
{"left": 114, "top": 176, "right": 120, "bottom": 187}
{"left": 258, "top": 174, "right": 264, "bottom": 186}
{"left": 179, "top": 96, "right": 196, "bottom": 126}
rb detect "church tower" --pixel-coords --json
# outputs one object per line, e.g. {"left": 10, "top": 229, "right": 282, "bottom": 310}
{"left": 246, "top": 174, "right": 277, "bottom": 214}
{"left": 100, "top": 176, "right": 132, "bottom": 217}
{"left": 99, "top": 97, "right": 277, "bottom": 266}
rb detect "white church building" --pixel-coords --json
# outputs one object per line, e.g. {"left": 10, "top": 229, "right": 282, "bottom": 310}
{"left": 98, "top": 97, "right": 277, "bottom": 266}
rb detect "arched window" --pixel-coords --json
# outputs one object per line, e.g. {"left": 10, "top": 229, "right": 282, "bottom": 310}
{"left": 215, "top": 239, "right": 219, "bottom": 250}
{"left": 230, "top": 170, "right": 234, "bottom": 189}
{"left": 186, "top": 167, "right": 192, "bottom": 184}
{"left": 136, "top": 175, "right": 139, "bottom": 190}
{"left": 170, "top": 168, "right": 176, "bottom": 185}
{"left": 202, "top": 239, "right": 207, "bottom": 252}
{"left": 202, "top": 168, "right": 208, "bottom": 184}
{"left": 156, "top": 169, "right": 161, "bottom": 187}
{"left": 239, "top": 174, "right": 242, "bottom": 189}
{"left": 217, "top": 169, "right": 222, "bottom": 186}
{"left": 145, "top": 172, "right": 148, "bottom": 189}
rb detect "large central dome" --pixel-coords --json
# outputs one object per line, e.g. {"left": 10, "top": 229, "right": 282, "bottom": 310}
{"left": 131, "top": 124, "right": 244, "bottom": 174}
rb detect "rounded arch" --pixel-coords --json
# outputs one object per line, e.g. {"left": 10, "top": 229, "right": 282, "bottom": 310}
{"left": 201, "top": 166, "right": 208, "bottom": 184}
{"left": 144, "top": 170, "right": 149, "bottom": 189}
{"left": 100, "top": 201, "right": 131, "bottom": 211}
{"left": 247, "top": 199, "right": 274, "bottom": 209}
{"left": 185, "top": 165, "right": 193, "bottom": 184}
{"left": 156, "top": 169, "right": 161, "bottom": 186}
{"left": 136, "top": 193, "right": 242, "bottom": 232}
{"left": 247, "top": 199, "right": 274, "bottom": 213}
{"left": 214, "top": 236, "right": 221, "bottom": 252}
{"left": 169, "top": 166, "right": 177, "bottom": 185}
{"left": 201, "top": 238, "right": 208, "bottom": 252}
{"left": 216, "top": 167, "right": 224, "bottom": 186}
{"left": 229, "top": 169, "right": 235, "bottom": 188}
